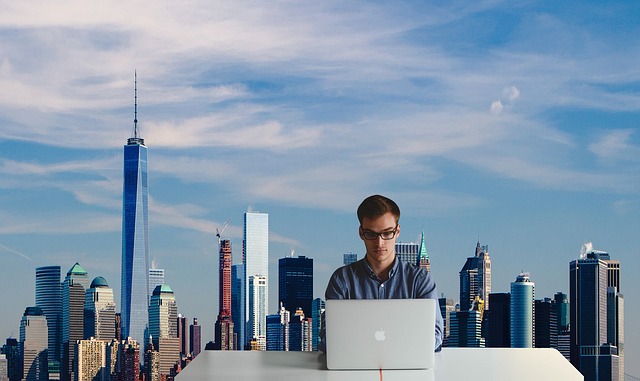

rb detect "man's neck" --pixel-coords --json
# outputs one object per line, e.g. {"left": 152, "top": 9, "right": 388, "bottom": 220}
{"left": 365, "top": 255, "right": 395, "bottom": 281}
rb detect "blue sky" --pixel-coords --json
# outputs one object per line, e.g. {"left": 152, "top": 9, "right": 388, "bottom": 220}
{"left": 1, "top": 0, "right": 638, "bottom": 374}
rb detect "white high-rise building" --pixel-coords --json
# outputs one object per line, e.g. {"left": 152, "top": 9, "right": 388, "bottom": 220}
{"left": 243, "top": 211, "right": 269, "bottom": 350}
{"left": 148, "top": 268, "right": 165, "bottom": 304}
{"left": 84, "top": 276, "right": 116, "bottom": 340}
{"left": 20, "top": 307, "right": 49, "bottom": 381}
{"left": 248, "top": 275, "right": 268, "bottom": 351}
{"left": 510, "top": 272, "right": 535, "bottom": 348}
{"left": 148, "top": 284, "right": 180, "bottom": 377}
{"left": 75, "top": 338, "right": 107, "bottom": 381}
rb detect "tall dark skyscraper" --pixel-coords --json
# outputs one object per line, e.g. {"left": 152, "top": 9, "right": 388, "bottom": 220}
{"left": 189, "top": 318, "right": 201, "bottom": 358}
{"left": 570, "top": 248, "right": 623, "bottom": 381}
{"left": 278, "top": 255, "right": 313, "bottom": 318}
{"left": 214, "top": 239, "right": 235, "bottom": 350}
{"left": 231, "top": 264, "right": 244, "bottom": 349}
{"left": 459, "top": 241, "right": 491, "bottom": 311}
{"left": 35, "top": 266, "right": 62, "bottom": 367}
{"left": 484, "top": 293, "right": 510, "bottom": 348}
{"left": 121, "top": 76, "right": 150, "bottom": 351}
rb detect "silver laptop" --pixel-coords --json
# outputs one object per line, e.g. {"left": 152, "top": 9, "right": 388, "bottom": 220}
{"left": 325, "top": 299, "right": 436, "bottom": 370}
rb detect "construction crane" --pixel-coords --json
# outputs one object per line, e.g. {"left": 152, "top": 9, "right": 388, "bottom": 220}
{"left": 216, "top": 218, "right": 231, "bottom": 248}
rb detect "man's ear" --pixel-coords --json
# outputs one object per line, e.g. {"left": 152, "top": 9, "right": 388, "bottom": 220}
{"left": 358, "top": 226, "right": 365, "bottom": 240}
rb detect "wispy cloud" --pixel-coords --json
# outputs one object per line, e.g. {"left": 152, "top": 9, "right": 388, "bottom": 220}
{"left": 0, "top": 243, "right": 33, "bottom": 262}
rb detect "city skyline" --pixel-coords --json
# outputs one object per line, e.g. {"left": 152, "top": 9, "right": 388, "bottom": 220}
{"left": 0, "top": 1, "right": 638, "bottom": 376}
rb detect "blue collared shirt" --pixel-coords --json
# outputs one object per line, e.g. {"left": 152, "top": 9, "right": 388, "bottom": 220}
{"left": 321, "top": 257, "right": 444, "bottom": 352}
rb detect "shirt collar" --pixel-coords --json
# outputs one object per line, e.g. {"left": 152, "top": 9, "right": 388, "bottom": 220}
{"left": 361, "top": 256, "right": 399, "bottom": 281}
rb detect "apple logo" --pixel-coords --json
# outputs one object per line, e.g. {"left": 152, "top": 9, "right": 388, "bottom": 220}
{"left": 374, "top": 329, "right": 386, "bottom": 341}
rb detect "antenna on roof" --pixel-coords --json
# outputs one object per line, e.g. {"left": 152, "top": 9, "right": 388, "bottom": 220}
{"left": 127, "top": 71, "right": 144, "bottom": 145}
{"left": 133, "top": 70, "right": 138, "bottom": 139}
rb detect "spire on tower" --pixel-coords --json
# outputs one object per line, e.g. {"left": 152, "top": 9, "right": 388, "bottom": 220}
{"left": 127, "top": 71, "right": 145, "bottom": 146}
{"left": 134, "top": 71, "right": 138, "bottom": 138}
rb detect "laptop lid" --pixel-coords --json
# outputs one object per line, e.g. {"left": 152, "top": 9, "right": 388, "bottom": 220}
{"left": 325, "top": 299, "right": 436, "bottom": 370}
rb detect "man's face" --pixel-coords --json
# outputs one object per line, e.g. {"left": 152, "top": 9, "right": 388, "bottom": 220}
{"left": 359, "top": 212, "right": 400, "bottom": 268}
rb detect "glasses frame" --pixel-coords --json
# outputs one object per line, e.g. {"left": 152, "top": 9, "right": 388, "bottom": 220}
{"left": 360, "top": 225, "right": 398, "bottom": 241}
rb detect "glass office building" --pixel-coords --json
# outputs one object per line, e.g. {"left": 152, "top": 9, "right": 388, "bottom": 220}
{"left": 278, "top": 255, "right": 313, "bottom": 318}
{"left": 244, "top": 211, "right": 269, "bottom": 349}
{"left": 510, "top": 272, "right": 535, "bottom": 348}
{"left": 121, "top": 129, "right": 149, "bottom": 350}
{"left": 35, "top": 266, "right": 62, "bottom": 366}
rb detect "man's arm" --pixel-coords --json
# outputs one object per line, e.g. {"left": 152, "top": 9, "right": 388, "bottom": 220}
{"left": 416, "top": 272, "right": 444, "bottom": 352}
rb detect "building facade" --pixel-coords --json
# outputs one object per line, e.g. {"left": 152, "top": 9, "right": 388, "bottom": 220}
{"left": 231, "top": 264, "right": 244, "bottom": 349}
{"left": 311, "top": 298, "right": 325, "bottom": 352}
{"left": 342, "top": 253, "right": 357, "bottom": 266}
{"left": 247, "top": 275, "right": 267, "bottom": 351}
{"left": 243, "top": 211, "right": 269, "bottom": 349}
{"left": 83, "top": 277, "right": 116, "bottom": 341}
{"left": 62, "top": 263, "right": 89, "bottom": 381}
{"left": 459, "top": 241, "right": 491, "bottom": 311}
{"left": 278, "top": 255, "right": 313, "bottom": 318}
{"left": 485, "top": 293, "right": 511, "bottom": 348}
{"left": 510, "top": 273, "right": 535, "bottom": 348}
{"left": 189, "top": 318, "right": 201, "bottom": 358}
{"left": 148, "top": 285, "right": 180, "bottom": 377}
{"left": 120, "top": 102, "right": 150, "bottom": 351}
{"left": 35, "top": 266, "right": 62, "bottom": 370}
{"left": 20, "top": 307, "right": 49, "bottom": 381}
{"left": 570, "top": 249, "right": 623, "bottom": 381}
{"left": 75, "top": 338, "right": 106, "bottom": 381}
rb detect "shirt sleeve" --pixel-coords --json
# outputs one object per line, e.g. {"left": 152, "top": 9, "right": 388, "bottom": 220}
{"left": 416, "top": 271, "right": 444, "bottom": 352}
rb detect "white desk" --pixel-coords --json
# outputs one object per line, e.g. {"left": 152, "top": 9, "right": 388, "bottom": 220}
{"left": 176, "top": 348, "right": 583, "bottom": 380}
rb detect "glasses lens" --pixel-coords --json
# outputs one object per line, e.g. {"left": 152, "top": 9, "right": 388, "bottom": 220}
{"left": 381, "top": 231, "right": 395, "bottom": 239}
{"left": 363, "top": 231, "right": 377, "bottom": 240}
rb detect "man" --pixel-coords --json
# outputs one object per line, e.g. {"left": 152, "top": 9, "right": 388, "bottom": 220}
{"left": 321, "top": 194, "right": 444, "bottom": 351}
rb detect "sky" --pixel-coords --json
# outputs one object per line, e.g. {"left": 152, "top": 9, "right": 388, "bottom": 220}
{"left": 0, "top": 0, "right": 638, "bottom": 375}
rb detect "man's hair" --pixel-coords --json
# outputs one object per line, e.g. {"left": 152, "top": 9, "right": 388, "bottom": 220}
{"left": 357, "top": 194, "right": 400, "bottom": 225}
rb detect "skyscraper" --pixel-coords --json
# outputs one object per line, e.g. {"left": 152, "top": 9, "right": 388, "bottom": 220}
{"left": 148, "top": 268, "right": 165, "bottom": 303}
{"left": 394, "top": 231, "right": 431, "bottom": 270}
{"left": 248, "top": 275, "right": 268, "bottom": 351}
{"left": 510, "top": 272, "right": 535, "bottom": 348}
{"left": 535, "top": 298, "right": 557, "bottom": 349}
{"left": 231, "top": 264, "right": 244, "bottom": 348}
{"left": 75, "top": 338, "right": 106, "bottom": 381}
{"left": 148, "top": 285, "right": 180, "bottom": 377}
{"left": 342, "top": 252, "right": 357, "bottom": 266}
{"left": 121, "top": 77, "right": 150, "bottom": 352}
{"left": 20, "top": 307, "right": 49, "bottom": 381}
{"left": 459, "top": 241, "right": 491, "bottom": 311}
{"left": 484, "top": 293, "right": 511, "bottom": 348}
{"left": 35, "top": 266, "right": 62, "bottom": 368}
{"left": 438, "top": 297, "right": 455, "bottom": 347}
{"left": 278, "top": 255, "right": 313, "bottom": 318}
{"left": 62, "top": 263, "right": 89, "bottom": 381}
{"left": 215, "top": 239, "right": 235, "bottom": 350}
{"left": 84, "top": 276, "right": 116, "bottom": 340}
{"left": 311, "top": 298, "right": 325, "bottom": 352}
{"left": 189, "top": 318, "right": 201, "bottom": 358}
{"left": 448, "top": 309, "right": 484, "bottom": 348}
{"left": 288, "top": 308, "right": 312, "bottom": 352}
{"left": 243, "top": 211, "right": 269, "bottom": 349}
{"left": 570, "top": 249, "right": 623, "bottom": 381}
{"left": 177, "top": 315, "right": 189, "bottom": 358}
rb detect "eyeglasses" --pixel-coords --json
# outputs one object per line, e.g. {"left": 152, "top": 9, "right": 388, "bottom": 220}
{"left": 361, "top": 226, "right": 398, "bottom": 240}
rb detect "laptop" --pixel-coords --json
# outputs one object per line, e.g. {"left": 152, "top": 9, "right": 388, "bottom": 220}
{"left": 325, "top": 298, "right": 436, "bottom": 370}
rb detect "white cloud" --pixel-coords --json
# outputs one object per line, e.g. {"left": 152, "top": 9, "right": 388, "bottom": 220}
{"left": 588, "top": 129, "right": 638, "bottom": 161}
{"left": 490, "top": 100, "right": 504, "bottom": 115}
